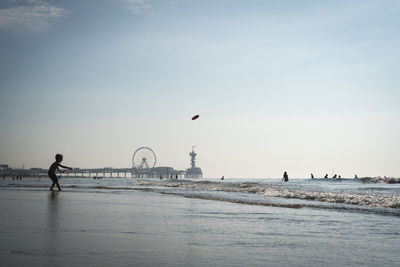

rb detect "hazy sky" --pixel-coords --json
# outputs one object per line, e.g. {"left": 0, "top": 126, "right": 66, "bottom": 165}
{"left": 1, "top": 0, "right": 399, "bottom": 178}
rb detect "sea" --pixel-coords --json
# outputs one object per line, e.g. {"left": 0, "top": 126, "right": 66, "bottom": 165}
{"left": 1, "top": 177, "right": 399, "bottom": 266}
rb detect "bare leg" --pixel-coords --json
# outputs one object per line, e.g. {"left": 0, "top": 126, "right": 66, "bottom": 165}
{"left": 56, "top": 182, "right": 62, "bottom": 191}
{"left": 50, "top": 182, "right": 56, "bottom": 191}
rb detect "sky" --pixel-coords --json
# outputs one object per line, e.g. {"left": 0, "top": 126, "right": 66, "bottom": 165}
{"left": 0, "top": 0, "right": 399, "bottom": 178}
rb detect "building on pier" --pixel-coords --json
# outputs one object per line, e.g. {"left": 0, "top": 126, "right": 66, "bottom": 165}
{"left": 131, "top": 166, "right": 185, "bottom": 179}
{"left": 130, "top": 146, "right": 202, "bottom": 179}
{"left": 185, "top": 147, "right": 203, "bottom": 178}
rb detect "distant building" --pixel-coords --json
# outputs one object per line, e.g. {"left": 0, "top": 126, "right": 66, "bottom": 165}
{"left": 0, "top": 164, "right": 10, "bottom": 173}
{"left": 185, "top": 147, "right": 202, "bottom": 178}
{"left": 30, "top": 168, "right": 44, "bottom": 171}
{"left": 0, "top": 165, "right": 11, "bottom": 176}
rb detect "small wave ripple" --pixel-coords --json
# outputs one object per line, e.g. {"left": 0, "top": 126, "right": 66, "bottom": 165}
{"left": 133, "top": 180, "right": 400, "bottom": 209}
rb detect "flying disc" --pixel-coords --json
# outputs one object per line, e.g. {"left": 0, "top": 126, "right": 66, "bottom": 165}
{"left": 192, "top": 115, "right": 199, "bottom": 120}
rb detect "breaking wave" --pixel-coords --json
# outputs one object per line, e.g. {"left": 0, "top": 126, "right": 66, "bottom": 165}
{"left": 359, "top": 177, "right": 400, "bottom": 184}
{"left": 2, "top": 178, "right": 400, "bottom": 215}
{"left": 133, "top": 180, "right": 400, "bottom": 209}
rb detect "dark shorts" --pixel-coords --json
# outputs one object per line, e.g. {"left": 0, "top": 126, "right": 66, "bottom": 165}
{"left": 48, "top": 172, "right": 58, "bottom": 183}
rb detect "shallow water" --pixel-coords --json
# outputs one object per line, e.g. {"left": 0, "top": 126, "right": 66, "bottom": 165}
{"left": 0, "top": 177, "right": 399, "bottom": 266}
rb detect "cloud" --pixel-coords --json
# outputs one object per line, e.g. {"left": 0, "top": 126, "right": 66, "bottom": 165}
{"left": 122, "top": 0, "right": 150, "bottom": 14}
{"left": 162, "top": 0, "right": 178, "bottom": 7}
{"left": 0, "top": 0, "right": 68, "bottom": 32}
{"left": 121, "top": 0, "right": 177, "bottom": 14}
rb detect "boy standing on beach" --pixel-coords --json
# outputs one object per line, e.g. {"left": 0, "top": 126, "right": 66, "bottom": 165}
{"left": 48, "top": 154, "right": 72, "bottom": 191}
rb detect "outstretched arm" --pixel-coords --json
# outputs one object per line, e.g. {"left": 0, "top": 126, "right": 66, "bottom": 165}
{"left": 59, "top": 164, "right": 73, "bottom": 170}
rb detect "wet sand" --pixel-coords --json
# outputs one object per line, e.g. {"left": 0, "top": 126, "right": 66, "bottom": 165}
{"left": 0, "top": 188, "right": 399, "bottom": 266}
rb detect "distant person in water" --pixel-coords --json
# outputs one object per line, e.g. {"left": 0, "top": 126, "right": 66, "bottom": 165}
{"left": 354, "top": 174, "right": 358, "bottom": 179}
{"left": 221, "top": 176, "right": 224, "bottom": 180}
{"left": 332, "top": 174, "right": 337, "bottom": 179}
{"left": 324, "top": 174, "right": 328, "bottom": 179}
{"left": 48, "top": 154, "right": 72, "bottom": 191}
{"left": 311, "top": 173, "right": 314, "bottom": 179}
{"left": 282, "top": 171, "right": 288, "bottom": 182}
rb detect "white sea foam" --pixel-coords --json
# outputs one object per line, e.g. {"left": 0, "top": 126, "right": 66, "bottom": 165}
{"left": 2, "top": 178, "right": 400, "bottom": 211}
{"left": 133, "top": 180, "right": 400, "bottom": 209}
{"left": 359, "top": 177, "right": 400, "bottom": 184}
{"left": 262, "top": 187, "right": 400, "bottom": 208}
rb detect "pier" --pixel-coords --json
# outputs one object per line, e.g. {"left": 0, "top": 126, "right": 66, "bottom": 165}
{"left": 0, "top": 147, "right": 203, "bottom": 179}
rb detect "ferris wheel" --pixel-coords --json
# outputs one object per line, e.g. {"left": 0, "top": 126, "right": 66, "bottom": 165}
{"left": 132, "top": 147, "right": 157, "bottom": 169}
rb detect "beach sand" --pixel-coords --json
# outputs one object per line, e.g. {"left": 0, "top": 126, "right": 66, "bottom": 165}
{"left": 0, "top": 187, "right": 399, "bottom": 266}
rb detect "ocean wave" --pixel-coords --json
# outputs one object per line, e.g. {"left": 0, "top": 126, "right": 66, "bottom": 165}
{"left": 359, "top": 177, "right": 400, "bottom": 184}
{"left": 262, "top": 188, "right": 400, "bottom": 208}
{"left": 2, "top": 179, "right": 400, "bottom": 211}
{"left": 133, "top": 180, "right": 400, "bottom": 209}
{"left": 175, "top": 193, "right": 400, "bottom": 216}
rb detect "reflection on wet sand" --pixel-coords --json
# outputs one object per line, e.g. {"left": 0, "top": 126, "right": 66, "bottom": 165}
{"left": 47, "top": 191, "right": 60, "bottom": 263}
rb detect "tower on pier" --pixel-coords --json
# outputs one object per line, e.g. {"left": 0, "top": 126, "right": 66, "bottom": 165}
{"left": 190, "top": 146, "right": 197, "bottom": 168}
{"left": 185, "top": 146, "right": 202, "bottom": 178}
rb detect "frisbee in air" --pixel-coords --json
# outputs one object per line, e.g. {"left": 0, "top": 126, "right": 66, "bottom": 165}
{"left": 192, "top": 115, "right": 200, "bottom": 120}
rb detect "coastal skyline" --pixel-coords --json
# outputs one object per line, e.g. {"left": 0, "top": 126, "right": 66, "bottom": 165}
{"left": 1, "top": 0, "right": 400, "bottom": 178}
